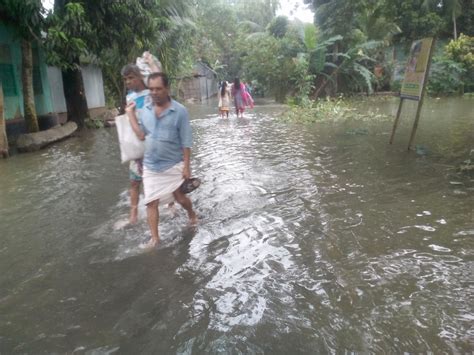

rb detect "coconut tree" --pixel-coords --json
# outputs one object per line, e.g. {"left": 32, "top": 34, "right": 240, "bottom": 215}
{"left": 443, "top": 0, "right": 462, "bottom": 39}
{"left": 423, "top": 0, "right": 462, "bottom": 39}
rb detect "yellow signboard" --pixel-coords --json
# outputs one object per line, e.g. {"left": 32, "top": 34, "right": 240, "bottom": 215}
{"left": 400, "top": 38, "right": 434, "bottom": 100}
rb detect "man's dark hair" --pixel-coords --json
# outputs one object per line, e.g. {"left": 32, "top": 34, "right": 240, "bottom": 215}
{"left": 148, "top": 72, "right": 170, "bottom": 87}
{"left": 121, "top": 64, "right": 142, "bottom": 78}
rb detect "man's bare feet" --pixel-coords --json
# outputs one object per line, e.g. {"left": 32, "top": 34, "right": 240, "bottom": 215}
{"left": 189, "top": 211, "right": 198, "bottom": 226}
{"left": 168, "top": 202, "right": 177, "bottom": 217}
{"left": 129, "top": 206, "right": 138, "bottom": 224}
{"left": 141, "top": 238, "right": 159, "bottom": 249}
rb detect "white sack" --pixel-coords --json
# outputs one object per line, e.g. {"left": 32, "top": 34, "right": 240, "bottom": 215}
{"left": 115, "top": 114, "right": 145, "bottom": 163}
{"left": 136, "top": 51, "right": 162, "bottom": 82}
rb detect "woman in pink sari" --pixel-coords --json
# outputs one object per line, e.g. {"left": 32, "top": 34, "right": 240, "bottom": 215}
{"left": 231, "top": 78, "right": 253, "bottom": 118}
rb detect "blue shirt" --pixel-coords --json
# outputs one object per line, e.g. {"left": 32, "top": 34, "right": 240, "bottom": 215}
{"left": 126, "top": 89, "right": 150, "bottom": 110}
{"left": 139, "top": 99, "right": 192, "bottom": 172}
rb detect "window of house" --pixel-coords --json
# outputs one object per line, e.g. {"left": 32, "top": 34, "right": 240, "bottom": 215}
{"left": 0, "top": 44, "right": 18, "bottom": 97}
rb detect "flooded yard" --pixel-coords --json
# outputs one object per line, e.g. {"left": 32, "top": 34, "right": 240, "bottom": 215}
{"left": 0, "top": 96, "right": 472, "bottom": 353}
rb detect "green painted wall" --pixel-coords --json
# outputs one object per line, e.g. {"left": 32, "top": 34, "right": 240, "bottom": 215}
{"left": 0, "top": 23, "right": 54, "bottom": 120}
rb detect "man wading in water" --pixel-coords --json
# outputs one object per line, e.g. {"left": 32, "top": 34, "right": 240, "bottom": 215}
{"left": 126, "top": 72, "right": 197, "bottom": 247}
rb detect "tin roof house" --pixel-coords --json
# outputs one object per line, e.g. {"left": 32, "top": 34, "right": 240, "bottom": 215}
{"left": 0, "top": 23, "right": 106, "bottom": 139}
{"left": 176, "top": 61, "right": 218, "bottom": 102}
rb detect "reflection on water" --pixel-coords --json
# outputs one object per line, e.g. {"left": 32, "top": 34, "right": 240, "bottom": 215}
{"left": 0, "top": 97, "right": 472, "bottom": 353}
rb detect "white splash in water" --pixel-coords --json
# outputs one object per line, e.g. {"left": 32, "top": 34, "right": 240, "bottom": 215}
{"left": 454, "top": 230, "right": 474, "bottom": 236}
{"left": 428, "top": 244, "right": 452, "bottom": 253}
{"left": 181, "top": 213, "right": 310, "bottom": 332}
{"left": 413, "top": 225, "right": 436, "bottom": 232}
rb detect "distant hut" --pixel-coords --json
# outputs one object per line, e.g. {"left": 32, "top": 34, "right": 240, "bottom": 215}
{"left": 176, "top": 62, "right": 218, "bottom": 102}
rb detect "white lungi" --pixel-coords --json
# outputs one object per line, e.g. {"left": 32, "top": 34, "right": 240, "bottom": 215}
{"left": 143, "top": 162, "right": 184, "bottom": 205}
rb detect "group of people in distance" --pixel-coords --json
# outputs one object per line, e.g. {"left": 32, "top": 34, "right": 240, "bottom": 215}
{"left": 121, "top": 54, "right": 197, "bottom": 249}
{"left": 218, "top": 78, "right": 254, "bottom": 119}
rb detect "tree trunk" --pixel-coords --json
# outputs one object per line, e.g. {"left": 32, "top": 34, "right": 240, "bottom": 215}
{"left": 333, "top": 43, "right": 339, "bottom": 95}
{"left": 453, "top": 11, "right": 457, "bottom": 40}
{"left": 0, "top": 83, "right": 9, "bottom": 158}
{"left": 313, "top": 65, "right": 342, "bottom": 99}
{"left": 21, "top": 39, "right": 39, "bottom": 133}
{"left": 62, "top": 62, "right": 89, "bottom": 128}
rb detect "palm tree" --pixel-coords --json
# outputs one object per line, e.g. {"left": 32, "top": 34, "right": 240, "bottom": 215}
{"left": 356, "top": 4, "right": 401, "bottom": 44}
{"left": 446, "top": 0, "right": 462, "bottom": 39}
{"left": 423, "top": 0, "right": 462, "bottom": 39}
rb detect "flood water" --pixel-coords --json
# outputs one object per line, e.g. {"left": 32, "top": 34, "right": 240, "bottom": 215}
{"left": 0, "top": 97, "right": 473, "bottom": 353}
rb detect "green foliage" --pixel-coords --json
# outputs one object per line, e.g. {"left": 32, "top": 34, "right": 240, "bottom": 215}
{"left": 428, "top": 57, "right": 466, "bottom": 95}
{"left": 456, "top": 0, "right": 474, "bottom": 37}
{"left": 280, "top": 24, "right": 306, "bottom": 57}
{"left": 332, "top": 40, "right": 382, "bottom": 94}
{"left": 239, "top": 20, "right": 341, "bottom": 102}
{"left": 305, "top": 0, "right": 363, "bottom": 42}
{"left": 307, "top": 35, "right": 342, "bottom": 74}
{"left": 445, "top": 34, "right": 474, "bottom": 71}
{"left": 390, "top": 79, "right": 402, "bottom": 92}
{"left": 267, "top": 16, "right": 289, "bottom": 38}
{"left": 84, "top": 117, "right": 104, "bottom": 129}
{"left": 290, "top": 54, "right": 315, "bottom": 104}
{"left": 191, "top": 0, "right": 238, "bottom": 78}
{"left": 303, "top": 23, "right": 318, "bottom": 51}
{"left": 45, "top": 3, "right": 90, "bottom": 69}
{"left": 240, "top": 34, "right": 286, "bottom": 99}
{"left": 383, "top": 0, "right": 446, "bottom": 41}
{"left": 281, "top": 96, "right": 390, "bottom": 123}
{"left": 427, "top": 34, "right": 473, "bottom": 95}
{"left": 43, "top": 0, "right": 193, "bottom": 108}
{"left": 356, "top": 1, "right": 401, "bottom": 43}
{"left": 0, "top": 0, "right": 45, "bottom": 39}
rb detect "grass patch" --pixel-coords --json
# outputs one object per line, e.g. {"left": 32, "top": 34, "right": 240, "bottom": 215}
{"left": 85, "top": 117, "right": 105, "bottom": 129}
{"left": 280, "top": 96, "right": 392, "bottom": 124}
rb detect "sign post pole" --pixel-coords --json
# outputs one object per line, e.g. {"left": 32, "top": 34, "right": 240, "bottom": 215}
{"left": 407, "top": 38, "right": 436, "bottom": 150}
{"left": 389, "top": 98, "right": 404, "bottom": 144}
{"left": 389, "top": 37, "right": 435, "bottom": 148}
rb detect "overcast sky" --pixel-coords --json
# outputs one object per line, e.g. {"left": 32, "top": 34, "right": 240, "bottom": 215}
{"left": 277, "top": 0, "right": 314, "bottom": 23}
{"left": 42, "top": 0, "right": 53, "bottom": 11}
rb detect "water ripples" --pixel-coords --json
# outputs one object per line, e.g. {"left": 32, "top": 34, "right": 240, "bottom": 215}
{"left": 0, "top": 99, "right": 472, "bottom": 353}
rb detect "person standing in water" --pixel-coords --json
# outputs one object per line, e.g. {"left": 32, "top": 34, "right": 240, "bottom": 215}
{"left": 121, "top": 58, "right": 173, "bottom": 224}
{"left": 218, "top": 81, "right": 231, "bottom": 118}
{"left": 121, "top": 64, "right": 150, "bottom": 224}
{"left": 231, "top": 78, "right": 253, "bottom": 117}
{"left": 232, "top": 78, "right": 245, "bottom": 118}
{"left": 126, "top": 72, "right": 197, "bottom": 247}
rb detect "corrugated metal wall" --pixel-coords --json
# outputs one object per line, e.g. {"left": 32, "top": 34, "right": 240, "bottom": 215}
{"left": 47, "top": 64, "right": 105, "bottom": 115}
{"left": 81, "top": 64, "right": 105, "bottom": 109}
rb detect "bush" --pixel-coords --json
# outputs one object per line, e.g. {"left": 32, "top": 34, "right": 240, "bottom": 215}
{"left": 85, "top": 117, "right": 105, "bottom": 129}
{"left": 444, "top": 34, "right": 474, "bottom": 92}
{"left": 390, "top": 79, "right": 402, "bottom": 93}
{"left": 445, "top": 34, "right": 474, "bottom": 71}
{"left": 428, "top": 57, "right": 466, "bottom": 95}
{"left": 281, "top": 96, "right": 390, "bottom": 124}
